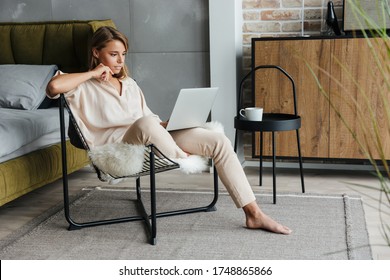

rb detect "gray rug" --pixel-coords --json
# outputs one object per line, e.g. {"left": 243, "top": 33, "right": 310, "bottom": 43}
{"left": 0, "top": 188, "right": 372, "bottom": 260}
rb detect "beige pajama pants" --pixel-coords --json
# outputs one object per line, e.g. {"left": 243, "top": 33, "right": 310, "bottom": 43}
{"left": 122, "top": 116, "right": 256, "bottom": 208}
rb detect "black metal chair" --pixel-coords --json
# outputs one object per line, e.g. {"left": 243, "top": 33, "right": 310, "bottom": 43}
{"left": 59, "top": 94, "right": 218, "bottom": 245}
{"left": 234, "top": 65, "right": 305, "bottom": 204}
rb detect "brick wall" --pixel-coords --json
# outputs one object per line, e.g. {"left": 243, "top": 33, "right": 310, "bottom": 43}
{"left": 240, "top": 0, "right": 343, "bottom": 158}
{"left": 242, "top": 0, "right": 343, "bottom": 72}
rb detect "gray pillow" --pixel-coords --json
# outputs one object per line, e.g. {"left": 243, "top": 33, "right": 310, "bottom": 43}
{"left": 0, "top": 64, "right": 58, "bottom": 110}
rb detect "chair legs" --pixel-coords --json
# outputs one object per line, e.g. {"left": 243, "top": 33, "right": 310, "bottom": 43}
{"left": 141, "top": 164, "right": 219, "bottom": 245}
{"left": 149, "top": 151, "right": 157, "bottom": 244}
{"left": 61, "top": 146, "right": 219, "bottom": 245}
{"left": 258, "top": 130, "right": 305, "bottom": 204}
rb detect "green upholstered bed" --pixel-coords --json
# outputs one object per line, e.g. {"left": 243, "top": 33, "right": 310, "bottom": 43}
{"left": 0, "top": 19, "right": 116, "bottom": 206}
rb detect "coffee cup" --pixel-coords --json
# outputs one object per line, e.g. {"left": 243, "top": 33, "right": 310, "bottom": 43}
{"left": 239, "top": 107, "right": 263, "bottom": 121}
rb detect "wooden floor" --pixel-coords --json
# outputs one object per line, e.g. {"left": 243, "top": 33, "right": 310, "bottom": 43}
{"left": 1, "top": 163, "right": 389, "bottom": 260}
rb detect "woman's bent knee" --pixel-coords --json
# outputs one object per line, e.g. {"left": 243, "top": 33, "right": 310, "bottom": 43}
{"left": 132, "top": 116, "right": 160, "bottom": 131}
{"left": 122, "top": 116, "right": 161, "bottom": 144}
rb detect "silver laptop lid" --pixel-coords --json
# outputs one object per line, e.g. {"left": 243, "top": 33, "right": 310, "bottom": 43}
{"left": 166, "top": 87, "right": 218, "bottom": 131}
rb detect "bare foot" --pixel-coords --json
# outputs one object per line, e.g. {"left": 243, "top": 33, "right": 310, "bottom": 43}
{"left": 243, "top": 202, "right": 292, "bottom": 235}
{"left": 246, "top": 212, "right": 292, "bottom": 234}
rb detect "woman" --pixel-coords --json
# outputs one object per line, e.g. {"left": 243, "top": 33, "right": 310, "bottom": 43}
{"left": 46, "top": 26, "right": 291, "bottom": 235}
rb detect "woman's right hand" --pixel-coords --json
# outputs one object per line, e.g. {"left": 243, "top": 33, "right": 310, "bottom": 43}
{"left": 46, "top": 64, "right": 114, "bottom": 97}
{"left": 91, "top": 63, "right": 114, "bottom": 81}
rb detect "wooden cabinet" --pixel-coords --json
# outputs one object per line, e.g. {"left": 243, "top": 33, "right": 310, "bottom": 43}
{"left": 252, "top": 37, "right": 390, "bottom": 160}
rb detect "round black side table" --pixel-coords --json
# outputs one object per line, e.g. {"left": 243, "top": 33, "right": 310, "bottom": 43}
{"left": 234, "top": 113, "right": 305, "bottom": 204}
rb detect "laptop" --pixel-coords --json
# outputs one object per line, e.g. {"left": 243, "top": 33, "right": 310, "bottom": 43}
{"left": 166, "top": 87, "right": 219, "bottom": 131}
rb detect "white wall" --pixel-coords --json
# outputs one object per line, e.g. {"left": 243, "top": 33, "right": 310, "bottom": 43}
{"left": 209, "top": 0, "right": 242, "bottom": 147}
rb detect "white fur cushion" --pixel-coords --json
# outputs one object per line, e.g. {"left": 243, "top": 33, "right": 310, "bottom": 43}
{"left": 88, "top": 121, "right": 224, "bottom": 179}
{"left": 89, "top": 143, "right": 145, "bottom": 177}
{"left": 175, "top": 155, "right": 209, "bottom": 174}
{"left": 203, "top": 121, "right": 225, "bottom": 134}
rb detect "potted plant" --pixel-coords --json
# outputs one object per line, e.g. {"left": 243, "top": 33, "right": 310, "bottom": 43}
{"left": 307, "top": 0, "right": 389, "bottom": 246}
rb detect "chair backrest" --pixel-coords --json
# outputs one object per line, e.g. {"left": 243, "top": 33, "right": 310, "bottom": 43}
{"left": 59, "top": 94, "right": 109, "bottom": 181}
{"left": 59, "top": 94, "right": 180, "bottom": 182}
{"left": 237, "top": 65, "right": 298, "bottom": 116}
{"left": 68, "top": 121, "right": 86, "bottom": 150}
{"left": 64, "top": 99, "right": 90, "bottom": 151}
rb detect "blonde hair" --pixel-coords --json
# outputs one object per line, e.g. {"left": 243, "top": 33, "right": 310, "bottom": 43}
{"left": 90, "top": 26, "right": 129, "bottom": 79}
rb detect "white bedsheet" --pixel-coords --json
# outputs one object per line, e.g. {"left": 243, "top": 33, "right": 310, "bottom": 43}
{"left": 0, "top": 108, "right": 69, "bottom": 163}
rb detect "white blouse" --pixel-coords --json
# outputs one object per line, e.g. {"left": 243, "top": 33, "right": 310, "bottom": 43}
{"left": 48, "top": 73, "right": 161, "bottom": 147}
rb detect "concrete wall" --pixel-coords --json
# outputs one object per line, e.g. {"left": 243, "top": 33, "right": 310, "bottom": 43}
{"left": 0, "top": 0, "right": 210, "bottom": 121}
{"left": 209, "top": 0, "right": 243, "bottom": 151}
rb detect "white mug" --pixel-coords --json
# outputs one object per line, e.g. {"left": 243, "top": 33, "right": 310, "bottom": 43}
{"left": 239, "top": 107, "right": 263, "bottom": 121}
